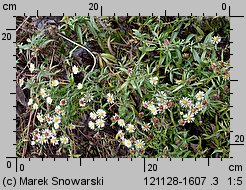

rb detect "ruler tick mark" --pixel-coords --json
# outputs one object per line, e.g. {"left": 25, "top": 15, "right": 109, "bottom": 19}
{"left": 144, "top": 158, "right": 146, "bottom": 172}
{"left": 230, "top": 143, "right": 244, "bottom": 146}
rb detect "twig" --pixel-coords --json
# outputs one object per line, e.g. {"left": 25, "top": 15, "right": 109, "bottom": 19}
{"left": 57, "top": 32, "right": 96, "bottom": 74}
{"left": 16, "top": 16, "right": 31, "bottom": 32}
{"left": 22, "top": 110, "right": 34, "bottom": 157}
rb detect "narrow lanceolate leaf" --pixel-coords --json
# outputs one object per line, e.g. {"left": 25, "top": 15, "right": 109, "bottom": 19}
{"left": 75, "top": 24, "right": 83, "bottom": 44}
{"left": 192, "top": 49, "right": 201, "bottom": 64}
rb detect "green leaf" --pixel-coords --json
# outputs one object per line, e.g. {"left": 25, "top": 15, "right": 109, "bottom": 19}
{"left": 185, "top": 34, "right": 195, "bottom": 43}
{"left": 75, "top": 24, "right": 83, "bottom": 44}
{"left": 193, "top": 25, "right": 204, "bottom": 36}
{"left": 204, "top": 32, "right": 213, "bottom": 43}
{"left": 170, "top": 31, "right": 178, "bottom": 42}
{"left": 192, "top": 49, "right": 201, "bottom": 64}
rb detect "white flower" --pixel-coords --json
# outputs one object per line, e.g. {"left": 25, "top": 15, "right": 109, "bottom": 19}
{"left": 77, "top": 83, "right": 83, "bottom": 90}
{"left": 195, "top": 102, "right": 203, "bottom": 111}
{"left": 19, "top": 78, "right": 24, "bottom": 87}
{"left": 126, "top": 124, "right": 135, "bottom": 133}
{"left": 53, "top": 115, "right": 61, "bottom": 124}
{"left": 55, "top": 105, "right": 61, "bottom": 114}
{"left": 32, "top": 129, "right": 40, "bottom": 136}
{"left": 96, "top": 119, "right": 105, "bottom": 128}
{"left": 60, "top": 136, "right": 69, "bottom": 144}
{"left": 40, "top": 88, "right": 48, "bottom": 98}
{"left": 88, "top": 121, "right": 95, "bottom": 130}
{"left": 45, "top": 115, "right": 53, "bottom": 124}
{"left": 60, "top": 99, "right": 66, "bottom": 106}
{"left": 37, "top": 113, "right": 44, "bottom": 123}
{"left": 149, "top": 76, "right": 158, "bottom": 85}
{"left": 211, "top": 36, "right": 221, "bottom": 44}
{"left": 28, "top": 98, "right": 33, "bottom": 106}
{"left": 135, "top": 139, "right": 145, "bottom": 149}
{"left": 79, "top": 98, "right": 86, "bottom": 107}
{"left": 51, "top": 80, "right": 59, "bottom": 87}
{"left": 84, "top": 94, "right": 94, "bottom": 102}
{"left": 183, "top": 112, "right": 195, "bottom": 123}
{"left": 42, "top": 129, "right": 52, "bottom": 139}
{"left": 54, "top": 123, "right": 59, "bottom": 129}
{"left": 46, "top": 97, "right": 53, "bottom": 104}
{"left": 142, "top": 101, "right": 149, "bottom": 108}
{"left": 29, "top": 63, "right": 35, "bottom": 73}
{"left": 31, "top": 141, "right": 36, "bottom": 146}
{"left": 51, "top": 128, "right": 57, "bottom": 136}
{"left": 32, "top": 103, "right": 39, "bottom": 110}
{"left": 189, "top": 105, "right": 198, "bottom": 115}
{"left": 106, "top": 93, "right": 114, "bottom": 104}
{"left": 50, "top": 136, "right": 59, "bottom": 145}
{"left": 69, "top": 123, "right": 75, "bottom": 130}
{"left": 116, "top": 130, "right": 125, "bottom": 140}
{"left": 72, "top": 65, "right": 79, "bottom": 74}
{"left": 113, "top": 113, "right": 120, "bottom": 121}
{"left": 38, "top": 135, "right": 48, "bottom": 145}
{"left": 179, "top": 97, "right": 191, "bottom": 108}
{"left": 90, "top": 112, "right": 97, "bottom": 120}
{"left": 124, "top": 139, "right": 132, "bottom": 148}
{"left": 118, "top": 119, "right": 125, "bottom": 127}
{"left": 97, "top": 109, "right": 106, "bottom": 118}
{"left": 141, "top": 123, "right": 151, "bottom": 132}
{"left": 195, "top": 91, "right": 205, "bottom": 101}
{"left": 148, "top": 105, "right": 158, "bottom": 115}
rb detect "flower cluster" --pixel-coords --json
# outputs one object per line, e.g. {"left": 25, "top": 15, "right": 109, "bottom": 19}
{"left": 31, "top": 128, "right": 69, "bottom": 146}
{"left": 116, "top": 130, "right": 145, "bottom": 150}
{"left": 178, "top": 91, "right": 207, "bottom": 125}
{"left": 143, "top": 91, "right": 174, "bottom": 116}
{"left": 88, "top": 109, "right": 107, "bottom": 130}
{"left": 79, "top": 93, "right": 94, "bottom": 107}
{"left": 111, "top": 113, "right": 146, "bottom": 151}
{"left": 208, "top": 61, "right": 230, "bottom": 80}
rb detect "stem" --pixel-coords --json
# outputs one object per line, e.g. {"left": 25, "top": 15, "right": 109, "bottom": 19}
{"left": 57, "top": 32, "right": 97, "bottom": 84}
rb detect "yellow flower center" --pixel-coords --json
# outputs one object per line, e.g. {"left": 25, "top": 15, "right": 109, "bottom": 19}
{"left": 54, "top": 118, "right": 59, "bottom": 122}
{"left": 137, "top": 142, "right": 142, "bottom": 147}
{"left": 187, "top": 115, "right": 191, "bottom": 121}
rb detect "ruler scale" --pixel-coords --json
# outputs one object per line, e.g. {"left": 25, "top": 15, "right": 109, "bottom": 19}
{"left": 0, "top": 0, "right": 245, "bottom": 189}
